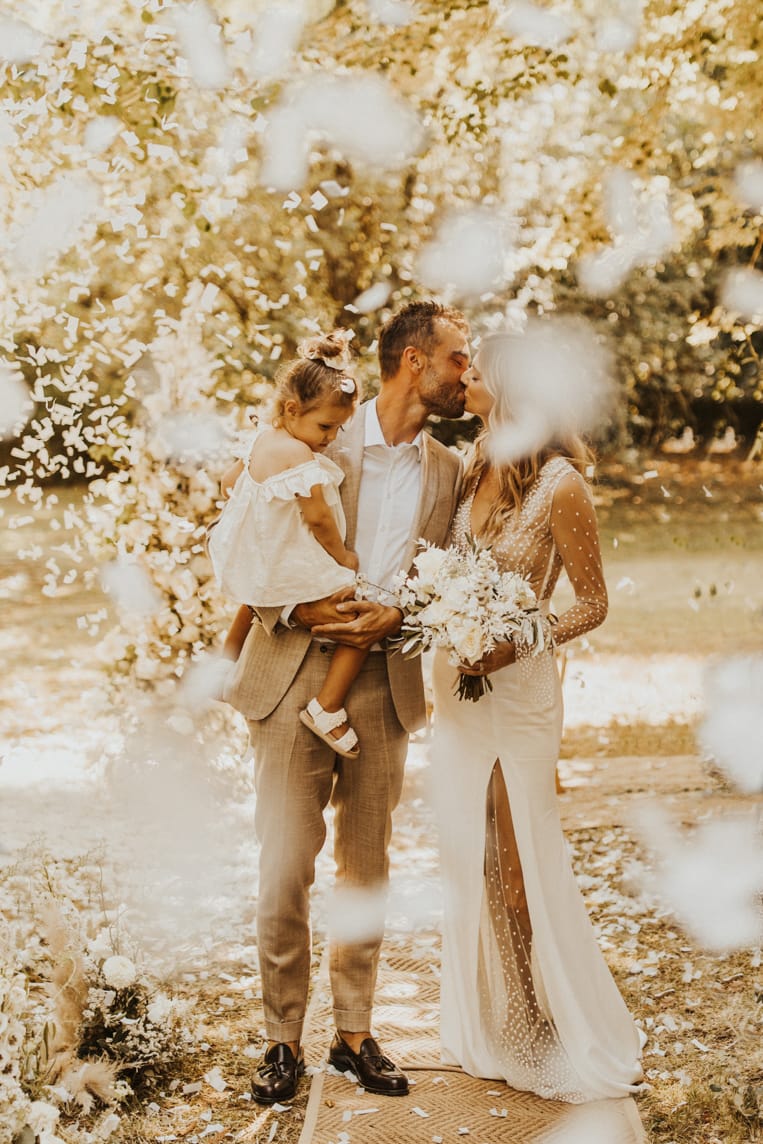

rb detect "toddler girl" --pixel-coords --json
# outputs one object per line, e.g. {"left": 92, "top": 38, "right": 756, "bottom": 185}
{"left": 209, "top": 331, "right": 366, "bottom": 759}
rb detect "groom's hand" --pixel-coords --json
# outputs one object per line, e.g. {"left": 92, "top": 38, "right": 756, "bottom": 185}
{"left": 311, "top": 601, "right": 404, "bottom": 650}
{"left": 292, "top": 587, "right": 358, "bottom": 630}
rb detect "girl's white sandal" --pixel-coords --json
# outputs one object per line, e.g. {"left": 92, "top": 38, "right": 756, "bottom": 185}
{"left": 299, "top": 698, "right": 360, "bottom": 759}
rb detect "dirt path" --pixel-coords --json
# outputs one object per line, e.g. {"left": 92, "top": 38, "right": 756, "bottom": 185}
{"left": 1, "top": 462, "right": 761, "bottom": 1143}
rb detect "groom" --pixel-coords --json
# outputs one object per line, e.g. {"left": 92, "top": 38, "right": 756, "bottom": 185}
{"left": 225, "top": 300, "right": 470, "bottom": 1103}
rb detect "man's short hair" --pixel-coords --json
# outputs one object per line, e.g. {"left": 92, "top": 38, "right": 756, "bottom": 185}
{"left": 378, "top": 300, "right": 469, "bottom": 380}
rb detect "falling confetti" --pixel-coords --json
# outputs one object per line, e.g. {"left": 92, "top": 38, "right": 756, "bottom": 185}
{"left": 261, "top": 74, "right": 424, "bottom": 189}
{"left": 698, "top": 655, "right": 763, "bottom": 793}
{"left": 417, "top": 209, "right": 513, "bottom": 300}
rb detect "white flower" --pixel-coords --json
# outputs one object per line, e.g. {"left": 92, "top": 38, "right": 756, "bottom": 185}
{"left": 88, "top": 930, "right": 115, "bottom": 960}
{"left": 101, "top": 955, "right": 137, "bottom": 990}
{"left": 412, "top": 544, "right": 448, "bottom": 589}
{"left": 438, "top": 576, "right": 472, "bottom": 613}
{"left": 27, "top": 1101, "right": 60, "bottom": 1134}
{"left": 417, "top": 599, "right": 456, "bottom": 629}
{"left": 447, "top": 616, "right": 485, "bottom": 664}
{"left": 147, "top": 994, "right": 174, "bottom": 1024}
{"left": 395, "top": 540, "right": 542, "bottom": 689}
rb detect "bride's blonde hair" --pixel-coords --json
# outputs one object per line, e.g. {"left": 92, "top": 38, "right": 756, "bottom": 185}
{"left": 463, "top": 331, "right": 594, "bottom": 544}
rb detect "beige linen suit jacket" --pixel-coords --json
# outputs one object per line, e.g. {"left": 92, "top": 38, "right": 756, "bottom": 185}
{"left": 223, "top": 404, "right": 462, "bottom": 733}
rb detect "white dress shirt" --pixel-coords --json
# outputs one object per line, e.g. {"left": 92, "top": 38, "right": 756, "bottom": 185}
{"left": 354, "top": 397, "right": 423, "bottom": 595}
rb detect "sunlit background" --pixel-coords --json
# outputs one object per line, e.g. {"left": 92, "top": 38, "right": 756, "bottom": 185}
{"left": 0, "top": 1, "right": 761, "bottom": 1142}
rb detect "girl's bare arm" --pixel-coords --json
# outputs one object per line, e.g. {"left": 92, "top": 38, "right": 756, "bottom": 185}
{"left": 297, "top": 485, "right": 358, "bottom": 570}
{"left": 221, "top": 459, "right": 244, "bottom": 498}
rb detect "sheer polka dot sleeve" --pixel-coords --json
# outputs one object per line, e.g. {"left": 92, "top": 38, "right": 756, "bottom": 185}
{"left": 548, "top": 471, "right": 608, "bottom": 646}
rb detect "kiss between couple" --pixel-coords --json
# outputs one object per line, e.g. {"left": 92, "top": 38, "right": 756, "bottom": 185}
{"left": 210, "top": 300, "right": 644, "bottom": 1106}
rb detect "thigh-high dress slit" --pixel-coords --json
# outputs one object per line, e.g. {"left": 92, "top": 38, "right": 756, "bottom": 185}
{"left": 431, "top": 645, "right": 643, "bottom": 1103}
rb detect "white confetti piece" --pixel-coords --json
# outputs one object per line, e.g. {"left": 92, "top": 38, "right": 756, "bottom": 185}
{"left": 100, "top": 555, "right": 162, "bottom": 617}
{"left": 698, "top": 656, "right": 763, "bottom": 793}
{"left": 6, "top": 173, "right": 101, "bottom": 279}
{"left": 412, "top": 1106, "right": 430, "bottom": 1117}
{"left": 351, "top": 282, "right": 392, "bottom": 313}
{"left": 0, "top": 360, "right": 33, "bottom": 439}
{"left": 248, "top": 2, "right": 304, "bottom": 81}
{"left": 84, "top": 116, "right": 121, "bottom": 153}
{"left": 328, "top": 883, "right": 387, "bottom": 943}
{"left": 595, "top": 16, "right": 639, "bottom": 52}
{"left": 0, "top": 13, "right": 45, "bottom": 63}
{"left": 203, "top": 1066, "right": 227, "bottom": 1092}
{"left": 577, "top": 169, "right": 674, "bottom": 296}
{"left": 734, "top": 159, "right": 763, "bottom": 211}
{"left": 544, "top": 1101, "right": 640, "bottom": 1142}
{"left": 498, "top": 1, "right": 574, "bottom": 49}
{"left": 595, "top": 0, "right": 641, "bottom": 52}
{"left": 151, "top": 410, "right": 230, "bottom": 463}
{"left": 721, "top": 267, "right": 763, "bottom": 322}
{"left": 482, "top": 316, "right": 615, "bottom": 464}
{"left": 636, "top": 806, "right": 763, "bottom": 953}
{"left": 692, "top": 1038, "right": 710, "bottom": 1053}
{"left": 615, "top": 576, "right": 635, "bottom": 593}
{"left": 367, "top": 0, "right": 416, "bottom": 26}
{"left": 172, "top": 1, "right": 230, "bottom": 90}
{"left": 417, "top": 208, "right": 513, "bottom": 300}
{"left": 261, "top": 74, "right": 423, "bottom": 190}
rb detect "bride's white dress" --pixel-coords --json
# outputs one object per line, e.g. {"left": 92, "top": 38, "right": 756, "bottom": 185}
{"left": 431, "top": 455, "right": 644, "bottom": 1103}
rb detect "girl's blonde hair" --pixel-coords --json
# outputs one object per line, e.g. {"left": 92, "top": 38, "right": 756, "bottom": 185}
{"left": 272, "top": 330, "right": 358, "bottom": 426}
{"left": 463, "top": 331, "right": 594, "bottom": 544}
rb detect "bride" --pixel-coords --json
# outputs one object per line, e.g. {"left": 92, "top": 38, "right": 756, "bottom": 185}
{"left": 430, "top": 332, "right": 644, "bottom": 1103}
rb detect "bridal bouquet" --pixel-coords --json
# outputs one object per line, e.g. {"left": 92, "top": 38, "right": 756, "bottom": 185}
{"left": 392, "top": 541, "right": 549, "bottom": 700}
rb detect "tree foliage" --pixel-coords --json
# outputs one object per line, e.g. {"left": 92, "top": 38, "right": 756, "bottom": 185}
{"left": 1, "top": 0, "right": 761, "bottom": 684}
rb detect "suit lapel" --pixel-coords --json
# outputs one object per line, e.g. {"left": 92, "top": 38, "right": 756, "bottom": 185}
{"left": 327, "top": 404, "right": 366, "bottom": 548}
{"left": 401, "top": 433, "right": 446, "bottom": 570}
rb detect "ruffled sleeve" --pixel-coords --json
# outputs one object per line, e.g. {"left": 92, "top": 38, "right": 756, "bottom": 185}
{"left": 261, "top": 457, "right": 342, "bottom": 502}
{"left": 548, "top": 470, "right": 608, "bottom": 646}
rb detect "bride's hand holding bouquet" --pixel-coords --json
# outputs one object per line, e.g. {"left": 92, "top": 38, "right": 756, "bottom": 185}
{"left": 392, "top": 540, "right": 550, "bottom": 701}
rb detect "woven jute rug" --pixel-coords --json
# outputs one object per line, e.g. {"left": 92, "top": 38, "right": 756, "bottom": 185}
{"left": 298, "top": 932, "right": 645, "bottom": 1144}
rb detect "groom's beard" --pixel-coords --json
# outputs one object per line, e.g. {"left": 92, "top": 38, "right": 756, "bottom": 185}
{"left": 421, "top": 366, "right": 467, "bottom": 419}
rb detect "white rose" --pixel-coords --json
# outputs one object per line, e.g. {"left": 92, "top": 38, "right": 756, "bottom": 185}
{"left": 412, "top": 545, "right": 448, "bottom": 590}
{"left": 438, "top": 576, "right": 472, "bottom": 613}
{"left": 417, "top": 599, "right": 455, "bottom": 629}
{"left": 101, "top": 955, "right": 137, "bottom": 990}
{"left": 447, "top": 617, "right": 484, "bottom": 665}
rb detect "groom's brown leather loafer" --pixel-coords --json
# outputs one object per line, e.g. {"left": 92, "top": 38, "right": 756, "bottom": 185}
{"left": 328, "top": 1032, "right": 409, "bottom": 1096}
{"left": 251, "top": 1043, "right": 305, "bottom": 1104}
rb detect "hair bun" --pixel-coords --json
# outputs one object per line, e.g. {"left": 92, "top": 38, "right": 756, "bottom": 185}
{"left": 297, "top": 329, "right": 354, "bottom": 372}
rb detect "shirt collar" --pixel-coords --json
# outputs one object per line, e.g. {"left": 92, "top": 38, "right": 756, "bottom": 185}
{"left": 363, "top": 397, "right": 424, "bottom": 454}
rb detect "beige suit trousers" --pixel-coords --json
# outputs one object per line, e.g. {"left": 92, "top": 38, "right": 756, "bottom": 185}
{"left": 249, "top": 641, "right": 408, "bottom": 1042}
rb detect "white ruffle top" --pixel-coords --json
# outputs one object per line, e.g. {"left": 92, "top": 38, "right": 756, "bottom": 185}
{"left": 208, "top": 451, "right": 356, "bottom": 606}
